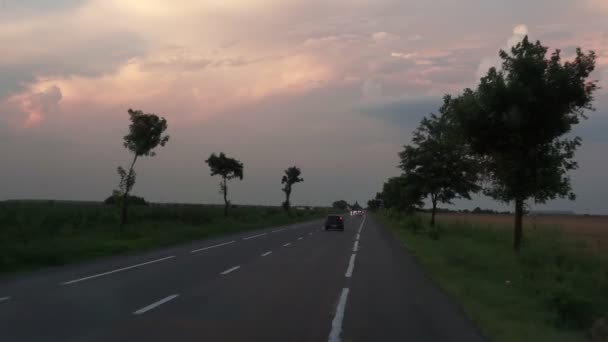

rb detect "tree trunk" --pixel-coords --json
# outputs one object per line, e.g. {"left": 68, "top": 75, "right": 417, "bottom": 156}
{"left": 120, "top": 155, "right": 138, "bottom": 226}
{"left": 223, "top": 177, "right": 228, "bottom": 217}
{"left": 285, "top": 189, "right": 291, "bottom": 213}
{"left": 513, "top": 198, "right": 524, "bottom": 252}
{"left": 430, "top": 195, "right": 437, "bottom": 227}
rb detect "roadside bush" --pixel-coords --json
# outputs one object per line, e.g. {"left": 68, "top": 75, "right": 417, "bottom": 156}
{"left": 428, "top": 223, "right": 442, "bottom": 240}
{"left": 547, "top": 288, "right": 595, "bottom": 329}
{"left": 590, "top": 317, "right": 608, "bottom": 342}
{"left": 404, "top": 215, "right": 424, "bottom": 233}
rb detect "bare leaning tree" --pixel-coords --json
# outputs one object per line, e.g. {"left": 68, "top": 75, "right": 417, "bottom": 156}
{"left": 116, "top": 109, "right": 169, "bottom": 226}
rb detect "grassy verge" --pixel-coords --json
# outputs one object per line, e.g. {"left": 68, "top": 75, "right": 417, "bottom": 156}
{"left": 0, "top": 201, "right": 331, "bottom": 274}
{"left": 375, "top": 211, "right": 608, "bottom": 342}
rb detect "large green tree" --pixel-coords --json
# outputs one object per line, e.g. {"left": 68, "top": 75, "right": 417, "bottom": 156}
{"left": 453, "top": 37, "right": 598, "bottom": 251}
{"left": 377, "top": 175, "right": 424, "bottom": 212}
{"left": 205, "top": 152, "right": 244, "bottom": 217}
{"left": 399, "top": 96, "right": 481, "bottom": 226}
{"left": 332, "top": 200, "right": 348, "bottom": 211}
{"left": 281, "top": 166, "right": 304, "bottom": 213}
{"left": 117, "top": 109, "right": 169, "bottom": 225}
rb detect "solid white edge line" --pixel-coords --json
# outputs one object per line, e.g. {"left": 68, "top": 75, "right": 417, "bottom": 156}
{"left": 133, "top": 294, "right": 179, "bottom": 315}
{"left": 345, "top": 253, "right": 357, "bottom": 278}
{"left": 355, "top": 234, "right": 360, "bottom": 241}
{"left": 220, "top": 265, "right": 241, "bottom": 275}
{"left": 243, "top": 233, "right": 267, "bottom": 240}
{"left": 272, "top": 228, "right": 286, "bottom": 233}
{"left": 283, "top": 243, "right": 291, "bottom": 247}
{"left": 0, "top": 296, "right": 10, "bottom": 303}
{"left": 261, "top": 251, "right": 272, "bottom": 257}
{"left": 191, "top": 240, "right": 236, "bottom": 253}
{"left": 328, "top": 288, "right": 350, "bottom": 342}
{"left": 61, "top": 256, "right": 176, "bottom": 285}
{"left": 353, "top": 240, "right": 359, "bottom": 252}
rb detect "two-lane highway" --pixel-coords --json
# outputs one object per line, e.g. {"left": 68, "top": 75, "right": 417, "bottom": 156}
{"left": 0, "top": 215, "right": 485, "bottom": 341}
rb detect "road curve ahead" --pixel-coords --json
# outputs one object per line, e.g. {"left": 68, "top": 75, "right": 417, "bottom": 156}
{"left": 0, "top": 216, "right": 485, "bottom": 342}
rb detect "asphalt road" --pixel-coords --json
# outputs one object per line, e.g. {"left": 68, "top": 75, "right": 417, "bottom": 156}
{"left": 0, "top": 215, "right": 485, "bottom": 342}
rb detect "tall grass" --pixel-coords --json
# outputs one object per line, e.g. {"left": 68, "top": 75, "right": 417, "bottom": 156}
{"left": 0, "top": 201, "right": 330, "bottom": 274}
{"left": 376, "top": 211, "right": 608, "bottom": 342}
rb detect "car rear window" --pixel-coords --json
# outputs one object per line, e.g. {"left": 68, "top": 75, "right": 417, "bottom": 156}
{"left": 327, "top": 215, "right": 341, "bottom": 222}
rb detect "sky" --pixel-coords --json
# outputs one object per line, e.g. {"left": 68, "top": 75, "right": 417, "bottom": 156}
{"left": 1, "top": 0, "right": 608, "bottom": 213}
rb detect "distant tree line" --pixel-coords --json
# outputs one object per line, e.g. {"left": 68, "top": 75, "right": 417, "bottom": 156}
{"left": 370, "top": 36, "right": 597, "bottom": 251}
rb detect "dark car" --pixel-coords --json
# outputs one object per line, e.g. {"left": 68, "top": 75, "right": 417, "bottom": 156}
{"left": 324, "top": 215, "right": 344, "bottom": 231}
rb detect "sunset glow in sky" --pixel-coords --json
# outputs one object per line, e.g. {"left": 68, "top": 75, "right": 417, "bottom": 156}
{"left": 1, "top": 0, "right": 608, "bottom": 212}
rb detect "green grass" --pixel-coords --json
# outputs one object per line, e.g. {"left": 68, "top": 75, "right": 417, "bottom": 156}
{"left": 375, "top": 211, "right": 608, "bottom": 342}
{"left": 0, "top": 200, "right": 331, "bottom": 274}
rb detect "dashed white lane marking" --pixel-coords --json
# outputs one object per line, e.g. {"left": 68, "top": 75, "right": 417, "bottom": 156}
{"left": 357, "top": 215, "right": 366, "bottom": 234}
{"left": 309, "top": 232, "right": 313, "bottom": 235}
{"left": 283, "top": 243, "right": 291, "bottom": 247}
{"left": 261, "top": 251, "right": 272, "bottom": 257}
{"left": 327, "top": 288, "right": 350, "bottom": 342}
{"left": 133, "top": 294, "right": 179, "bottom": 315}
{"left": 243, "top": 233, "right": 267, "bottom": 240}
{"left": 272, "top": 228, "right": 286, "bottom": 233}
{"left": 191, "top": 240, "right": 236, "bottom": 253}
{"left": 61, "top": 256, "right": 176, "bottom": 285}
{"left": 353, "top": 240, "right": 359, "bottom": 252}
{"left": 0, "top": 297, "right": 10, "bottom": 303}
{"left": 355, "top": 233, "right": 360, "bottom": 241}
{"left": 220, "top": 266, "right": 241, "bottom": 275}
{"left": 298, "top": 237, "right": 303, "bottom": 240}
{"left": 345, "top": 253, "right": 357, "bottom": 278}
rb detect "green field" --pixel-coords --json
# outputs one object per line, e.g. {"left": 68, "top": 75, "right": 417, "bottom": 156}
{"left": 375, "top": 211, "right": 608, "bottom": 342}
{"left": 0, "top": 200, "right": 331, "bottom": 274}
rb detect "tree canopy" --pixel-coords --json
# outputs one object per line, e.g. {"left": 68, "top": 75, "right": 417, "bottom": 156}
{"left": 116, "top": 109, "right": 169, "bottom": 225}
{"left": 399, "top": 96, "right": 481, "bottom": 226}
{"left": 205, "top": 152, "right": 244, "bottom": 217}
{"left": 452, "top": 36, "right": 597, "bottom": 250}
{"left": 281, "top": 166, "right": 304, "bottom": 213}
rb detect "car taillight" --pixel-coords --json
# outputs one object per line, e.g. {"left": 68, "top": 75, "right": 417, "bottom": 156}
{"left": 339, "top": 216, "right": 343, "bottom": 220}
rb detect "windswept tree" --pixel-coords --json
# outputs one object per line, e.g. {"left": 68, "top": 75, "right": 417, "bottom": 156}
{"left": 281, "top": 166, "right": 304, "bottom": 213}
{"left": 116, "top": 109, "right": 169, "bottom": 225}
{"left": 205, "top": 152, "right": 244, "bottom": 217}
{"left": 452, "top": 37, "right": 597, "bottom": 251}
{"left": 399, "top": 96, "right": 481, "bottom": 226}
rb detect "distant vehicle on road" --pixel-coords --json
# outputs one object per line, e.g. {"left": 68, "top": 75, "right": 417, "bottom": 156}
{"left": 350, "top": 210, "right": 364, "bottom": 216}
{"left": 324, "top": 215, "right": 345, "bottom": 231}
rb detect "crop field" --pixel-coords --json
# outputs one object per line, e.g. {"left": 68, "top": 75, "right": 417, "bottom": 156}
{"left": 435, "top": 212, "right": 608, "bottom": 255}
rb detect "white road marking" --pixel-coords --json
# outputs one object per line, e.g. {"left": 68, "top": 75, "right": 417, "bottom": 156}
{"left": 357, "top": 215, "right": 366, "bottom": 234}
{"left": 309, "top": 232, "right": 313, "bottom": 235}
{"left": 355, "top": 233, "right": 360, "bottom": 241}
{"left": 243, "top": 233, "right": 267, "bottom": 240}
{"left": 261, "top": 251, "right": 272, "bottom": 257}
{"left": 272, "top": 228, "right": 286, "bottom": 233}
{"left": 61, "top": 256, "right": 176, "bottom": 285}
{"left": 0, "top": 296, "right": 10, "bottom": 303}
{"left": 328, "top": 288, "right": 350, "bottom": 342}
{"left": 283, "top": 243, "right": 291, "bottom": 247}
{"left": 298, "top": 237, "right": 303, "bottom": 240}
{"left": 353, "top": 240, "right": 359, "bottom": 252}
{"left": 345, "top": 253, "right": 357, "bottom": 278}
{"left": 133, "top": 294, "right": 179, "bottom": 315}
{"left": 220, "top": 266, "right": 241, "bottom": 275}
{"left": 191, "top": 240, "right": 236, "bottom": 253}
